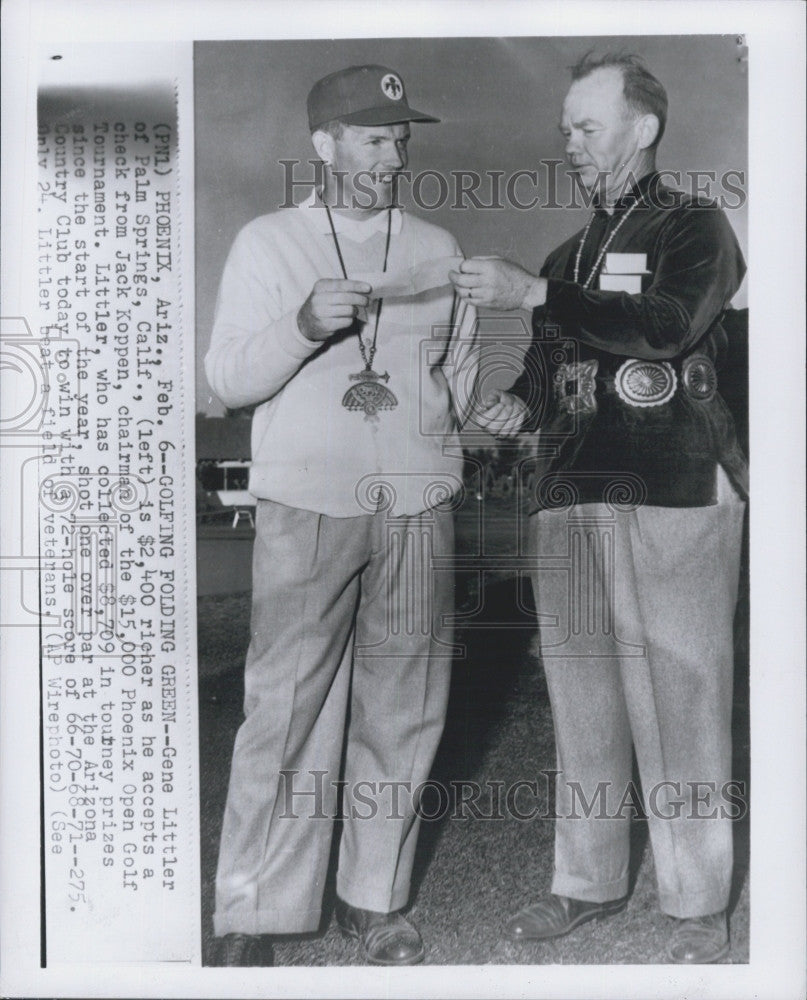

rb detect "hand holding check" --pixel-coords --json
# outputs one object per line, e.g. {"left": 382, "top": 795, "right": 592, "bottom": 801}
{"left": 449, "top": 256, "right": 547, "bottom": 311}
{"left": 297, "top": 278, "right": 372, "bottom": 341}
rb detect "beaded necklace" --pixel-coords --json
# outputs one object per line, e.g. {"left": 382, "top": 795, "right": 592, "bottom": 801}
{"left": 573, "top": 194, "right": 645, "bottom": 289}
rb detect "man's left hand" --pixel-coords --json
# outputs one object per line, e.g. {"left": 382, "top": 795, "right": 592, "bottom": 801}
{"left": 472, "top": 390, "right": 528, "bottom": 438}
{"left": 449, "top": 257, "right": 547, "bottom": 311}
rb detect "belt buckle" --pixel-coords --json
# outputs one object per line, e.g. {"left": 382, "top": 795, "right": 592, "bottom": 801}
{"left": 554, "top": 360, "right": 599, "bottom": 414}
{"left": 615, "top": 359, "right": 677, "bottom": 408}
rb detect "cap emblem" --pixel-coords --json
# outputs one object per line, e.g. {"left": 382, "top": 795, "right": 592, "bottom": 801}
{"left": 381, "top": 73, "right": 403, "bottom": 100}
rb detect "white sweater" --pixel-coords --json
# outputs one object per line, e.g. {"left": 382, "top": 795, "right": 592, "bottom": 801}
{"left": 205, "top": 199, "right": 477, "bottom": 517}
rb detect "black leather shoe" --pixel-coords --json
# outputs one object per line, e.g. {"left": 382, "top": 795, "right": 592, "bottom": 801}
{"left": 335, "top": 898, "right": 425, "bottom": 965}
{"left": 506, "top": 893, "right": 628, "bottom": 942}
{"left": 214, "top": 932, "right": 274, "bottom": 966}
{"left": 668, "top": 911, "right": 729, "bottom": 964}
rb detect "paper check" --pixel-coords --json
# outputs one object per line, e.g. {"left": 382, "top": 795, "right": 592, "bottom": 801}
{"left": 354, "top": 255, "right": 465, "bottom": 299}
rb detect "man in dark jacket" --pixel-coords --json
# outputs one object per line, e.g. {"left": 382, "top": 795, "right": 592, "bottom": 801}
{"left": 450, "top": 52, "right": 747, "bottom": 964}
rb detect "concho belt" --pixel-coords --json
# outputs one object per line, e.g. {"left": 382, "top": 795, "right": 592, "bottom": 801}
{"left": 554, "top": 355, "right": 718, "bottom": 411}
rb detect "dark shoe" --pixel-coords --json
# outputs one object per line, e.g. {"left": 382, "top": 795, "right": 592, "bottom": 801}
{"left": 214, "top": 932, "right": 274, "bottom": 967}
{"left": 505, "top": 893, "right": 628, "bottom": 942}
{"left": 335, "top": 898, "right": 425, "bottom": 965}
{"left": 668, "top": 911, "right": 729, "bottom": 964}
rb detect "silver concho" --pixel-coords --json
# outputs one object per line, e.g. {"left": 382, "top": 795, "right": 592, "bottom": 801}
{"left": 614, "top": 359, "right": 677, "bottom": 408}
{"left": 553, "top": 359, "right": 599, "bottom": 414}
{"left": 681, "top": 354, "right": 717, "bottom": 401}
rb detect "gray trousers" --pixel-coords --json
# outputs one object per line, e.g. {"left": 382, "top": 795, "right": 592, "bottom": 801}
{"left": 529, "top": 469, "right": 745, "bottom": 918}
{"left": 214, "top": 499, "right": 455, "bottom": 935}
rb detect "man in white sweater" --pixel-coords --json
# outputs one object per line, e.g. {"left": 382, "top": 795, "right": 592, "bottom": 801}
{"left": 205, "top": 64, "right": 478, "bottom": 967}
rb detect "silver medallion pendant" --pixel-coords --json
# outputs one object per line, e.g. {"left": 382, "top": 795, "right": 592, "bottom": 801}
{"left": 342, "top": 368, "right": 398, "bottom": 420}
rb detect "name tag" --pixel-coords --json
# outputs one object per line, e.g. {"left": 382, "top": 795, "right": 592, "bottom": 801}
{"left": 599, "top": 273, "right": 643, "bottom": 294}
{"left": 599, "top": 252, "right": 649, "bottom": 293}
{"left": 603, "top": 252, "right": 648, "bottom": 274}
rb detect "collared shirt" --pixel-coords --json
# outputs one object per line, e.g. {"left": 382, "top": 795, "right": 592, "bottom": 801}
{"left": 205, "top": 192, "right": 476, "bottom": 517}
{"left": 510, "top": 171, "right": 748, "bottom": 507}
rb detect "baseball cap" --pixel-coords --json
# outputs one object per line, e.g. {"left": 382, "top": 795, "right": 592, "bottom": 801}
{"left": 307, "top": 64, "right": 439, "bottom": 131}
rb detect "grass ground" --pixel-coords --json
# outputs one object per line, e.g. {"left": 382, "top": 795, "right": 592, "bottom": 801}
{"left": 196, "top": 497, "right": 750, "bottom": 966}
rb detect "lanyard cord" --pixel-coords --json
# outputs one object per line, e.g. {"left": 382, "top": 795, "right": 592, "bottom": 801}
{"left": 325, "top": 206, "right": 392, "bottom": 371}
